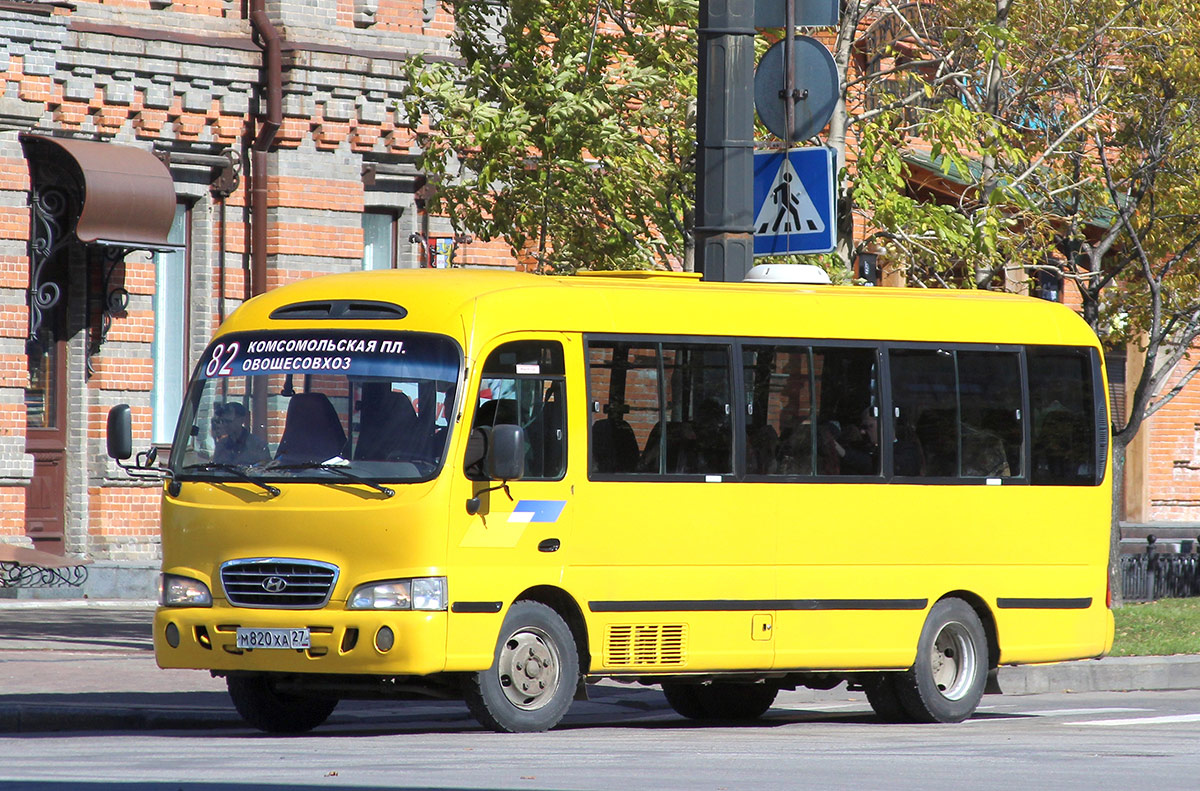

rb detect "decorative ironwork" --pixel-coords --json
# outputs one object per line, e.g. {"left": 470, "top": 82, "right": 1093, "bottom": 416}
{"left": 27, "top": 185, "right": 73, "bottom": 340}
{"left": 0, "top": 560, "right": 89, "bottom": 588}
{"left": 86, "top": 245, "right": 133, "bottom": 378}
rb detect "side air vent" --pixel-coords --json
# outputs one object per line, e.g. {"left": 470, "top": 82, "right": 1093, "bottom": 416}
{"left": 605, "top": 624, "right": 687, "bottom": 667}
{"left": 270, "top": 300, "right": 408, "bottom": 321}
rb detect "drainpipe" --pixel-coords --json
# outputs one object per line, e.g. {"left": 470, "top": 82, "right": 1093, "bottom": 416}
{"left": 250, "top": 0, "right": 282, "bottom": 298}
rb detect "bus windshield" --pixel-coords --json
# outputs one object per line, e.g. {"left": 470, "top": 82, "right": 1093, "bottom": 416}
{"left": 169, "top": 329, "right": 461, "bottom": 483}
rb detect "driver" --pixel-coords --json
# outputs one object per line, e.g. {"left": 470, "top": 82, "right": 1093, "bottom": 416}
{"left": 211, "top": 402, "right": 271, "bottom": 465}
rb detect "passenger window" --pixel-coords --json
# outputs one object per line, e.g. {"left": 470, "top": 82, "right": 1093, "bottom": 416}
{"left": 743, "top": 345, "right": 813, "bottom": 475}
{"left": 890, "top": 349, "right": 957, "bottom": 477}
{"left": 587, "top": 340, "right": 733, "bottom": 477}
{"left": 812, "top": 347, "right": 880, "bottom": 477}
{"left": 587, "top": 342, "right": 659, "bottom": 474}
{"left": 741, "top": 345, "right": 878, "bottom": 478}
{"left": 467, "top": 340, "right": 566, "bottom": 480}
{"left": 652, "top": 343, "right": 733, "bottom": 476}
{"left": 958, "top": 352, "right": 1022, "bottom": 478}
{"left": 1029, "top": 347, "right": 1096, "bottom": 485}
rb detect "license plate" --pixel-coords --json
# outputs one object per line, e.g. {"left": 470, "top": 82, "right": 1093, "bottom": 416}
{"left": 235, "top": 627, "right": 311, "bottom": 650}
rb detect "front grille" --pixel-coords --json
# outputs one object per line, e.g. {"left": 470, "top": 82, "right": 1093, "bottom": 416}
{"left": 220, "top": 558, "right": 339, "bottom": 608}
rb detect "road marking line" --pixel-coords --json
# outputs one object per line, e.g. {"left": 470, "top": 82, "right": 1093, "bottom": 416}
{"left": 771, "top": 702, "right": 861, "bottom": 712}
{"left": 1026, "top": 707, "right": 1150, "bottom": 717}
{"left": 1068, "top": 713, "right": 1200, "bottom": 726}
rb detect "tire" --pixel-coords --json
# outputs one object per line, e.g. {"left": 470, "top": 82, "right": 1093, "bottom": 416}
{"left": 661, "top": 683, "right": 708, "bottom": 720}
{"left": 894, "top": 598, "right": 988, "bottom": 723}
{"left": 226, "top": 674, "right": 338, "bottom": 733}
{"left": 863, "top": 673, "right": 909, "bottom": 723}
{"left": 661, "top": 682, "right": 777, "bottom": 721}
{"left": 464, "top": 600, "right": 580, "bottom": 733}
{"left": 695, "top": 683, "right": 777, "bottom": 721}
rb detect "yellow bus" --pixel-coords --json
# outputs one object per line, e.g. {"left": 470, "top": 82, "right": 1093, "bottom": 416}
{"left": 107, "top": 267, "right": 1114, "bottom": 733}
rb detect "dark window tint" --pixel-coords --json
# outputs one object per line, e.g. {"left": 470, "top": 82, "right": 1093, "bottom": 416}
{"left": 958, "top": 352, "right": 1022, "bottom": 478}
{"left": 743, "top": 345, "right": 813, "bottom": 475}
{"left": 890, "top": 349, "right": 957, "bottom": 477}
{"left": 653, "top": 343, "right": 733, "bottom": 475}
{"left": 813, "top": 347, "right": 880, "bottom": 476}
{"left": 742, "top": 345, "right": 878, "bottom": 477}
{"left": 1029, "top": 348, "right": 1096, "bottom": 485}
{"left": 588, "top": 340, "right": 733, "bottom": 477}
{"left": 587, "top": 342, "right": 659, "bottom": 474}
{"left": 468, "top": 340, "right": 566, "bottom": 480}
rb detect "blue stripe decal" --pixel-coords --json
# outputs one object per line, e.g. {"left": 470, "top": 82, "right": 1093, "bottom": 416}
{"left": 508, "top": 500, "right": 567, "bottom": 523}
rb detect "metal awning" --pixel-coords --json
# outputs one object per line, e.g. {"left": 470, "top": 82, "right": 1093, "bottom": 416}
{"left": 20, "top": 133, "right": 178, "bottom": 249}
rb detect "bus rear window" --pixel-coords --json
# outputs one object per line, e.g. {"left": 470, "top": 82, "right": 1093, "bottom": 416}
{"left": 1028, "top": 347, "right": 1098, "bottom": 486}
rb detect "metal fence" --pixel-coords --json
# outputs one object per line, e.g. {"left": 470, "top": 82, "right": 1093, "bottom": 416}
{"left": 1121, "top": 537, "right": 1200, "bottom": 601}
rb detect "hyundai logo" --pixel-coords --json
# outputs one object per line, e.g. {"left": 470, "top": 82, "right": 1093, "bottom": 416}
{"left": 261, "top": 576, "right": 288, "bottom": 593}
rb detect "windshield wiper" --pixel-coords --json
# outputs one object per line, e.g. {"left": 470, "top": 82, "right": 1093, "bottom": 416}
{"left": 181, "top": 463, "right": 281, "bottom": 497}
{"left": 266, "top": 461, "right": 395, "bottom": 498}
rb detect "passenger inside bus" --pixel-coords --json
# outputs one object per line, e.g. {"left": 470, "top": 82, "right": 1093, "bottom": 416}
{"left": 275, "top": 392, "right": 347, "bottom": 464}
{"left": 354, "top": 383, "right": 420, "bottom": 461}
{"left": 690, "top": 397, "right": 731, "bottom": 474}
{"left": 211, "top": 402, "right": 271, "bottom": 466}
{"left": 893, "top": 417, "right": 924, "bottom": 476}
{"left": 836, "top": 408, "right": 879, "bottom": 475}
{"left": 591, "top": 400, "right": 639, "bottom": 473}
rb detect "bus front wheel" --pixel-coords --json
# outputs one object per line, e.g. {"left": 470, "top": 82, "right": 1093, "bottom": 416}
{"left": 464, "top": 600, "right": 580, "bottom": 733}
{"left": 895, "top": 598, "right": 988, "bottom": 723}
{"left": 226, "top": 674, "right": 338, "bottom": 733}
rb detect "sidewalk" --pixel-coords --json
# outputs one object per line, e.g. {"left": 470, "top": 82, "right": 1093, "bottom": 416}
{"left": 3, "top": 599, "right": 1200, "bottom": 734}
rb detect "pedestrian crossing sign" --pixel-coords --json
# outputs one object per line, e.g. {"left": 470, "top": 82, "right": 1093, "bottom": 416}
{"left": 753, "top": 147, "right": 837, "bottom": 256}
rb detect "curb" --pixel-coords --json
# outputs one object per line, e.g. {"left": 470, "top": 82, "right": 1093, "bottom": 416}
{"left": 0, "top": 599, "right": 156, "bottom": 610}
{"left": 997, "top": 654, "right": 1200, "bottom": 695}
{"left": 0, "top": 705, "right": 239, "bottom": 734}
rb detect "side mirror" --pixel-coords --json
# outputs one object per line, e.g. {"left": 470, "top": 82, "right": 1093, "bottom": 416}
{"left": 487, "top": 424, "right": 525, "bottom": 481}
{"left": 107, "top": 404, "right": 133, "bottom": 461}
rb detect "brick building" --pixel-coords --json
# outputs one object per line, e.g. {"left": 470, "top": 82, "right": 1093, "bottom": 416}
{"left": 0, "top": 0, "right": 514, "bottom": 589}
{"left": 0, "top": 0, "right": 1196, "bottom": 593}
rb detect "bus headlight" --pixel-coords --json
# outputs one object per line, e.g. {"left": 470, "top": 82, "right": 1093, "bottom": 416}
{"left": 160, "top": 573, "right": 213, "bottom": 607}
{"left": 348, "top": 577, "right": 447, "bottom": 611}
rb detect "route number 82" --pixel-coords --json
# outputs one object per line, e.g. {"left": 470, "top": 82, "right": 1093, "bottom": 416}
{"left": 205, "top": 342, "right": 241, "bottom": 377}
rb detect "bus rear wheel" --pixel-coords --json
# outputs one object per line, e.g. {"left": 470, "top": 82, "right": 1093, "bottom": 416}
{"left": 464, "top": 600, "right": 579, "bottom": 733}
{"left": 661, "top": 683, "right": 707, "bottom": 719}
{"left": 894, "top": 598, "right": 988, "bottom": 723}
{"left": 863, "top": 673, "right": 908, "bottom": 723}
{"left": 226, "top": 674, "right": 338, "bottom": 733}
{"left": 661, "top": 682, "right": 777, "bottom": 721}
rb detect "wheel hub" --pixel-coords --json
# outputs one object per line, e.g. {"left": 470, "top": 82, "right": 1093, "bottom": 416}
{"left": 497, "top": 627, "right": 561, "bottom": 710}
{"left": 930, "top": 620, "right": 977, "bottom": 701}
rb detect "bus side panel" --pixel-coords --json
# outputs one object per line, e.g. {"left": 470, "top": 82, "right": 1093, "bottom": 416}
{"left": 773, "top": 484, "right": 1112, "bottom": 670}
{"left": 566, "top": 481, "right": 777, "bottom": 674}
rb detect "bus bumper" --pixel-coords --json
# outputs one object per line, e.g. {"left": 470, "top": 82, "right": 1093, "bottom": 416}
{"left": 153, "top": 605, "right": 449, "bottom": 676}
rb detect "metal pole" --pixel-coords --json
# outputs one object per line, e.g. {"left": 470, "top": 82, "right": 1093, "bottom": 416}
{"left": 784, "top": 0, "right": 795, "bottom": 149}
{"left": 695, "top": 0, "right": 756, "bottom": 282}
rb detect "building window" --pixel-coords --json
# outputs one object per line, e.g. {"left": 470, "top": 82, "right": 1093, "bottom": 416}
{"left": 151, "top": 203, "right": 190, "bottom": 445}
{"left": 362, "top": 210, "right": 398, "bottom": 270}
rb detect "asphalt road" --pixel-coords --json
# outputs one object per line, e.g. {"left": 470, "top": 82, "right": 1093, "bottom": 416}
{"left": 4, "top": 602, "right": 1200, "bottom": 790}
{"left": 2, "top": 689, "right": 1200, "bottom": 790}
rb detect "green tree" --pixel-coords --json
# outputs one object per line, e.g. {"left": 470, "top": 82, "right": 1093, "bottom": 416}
{"left": 402, "top": 0, "right": 697, "bottom": 273}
